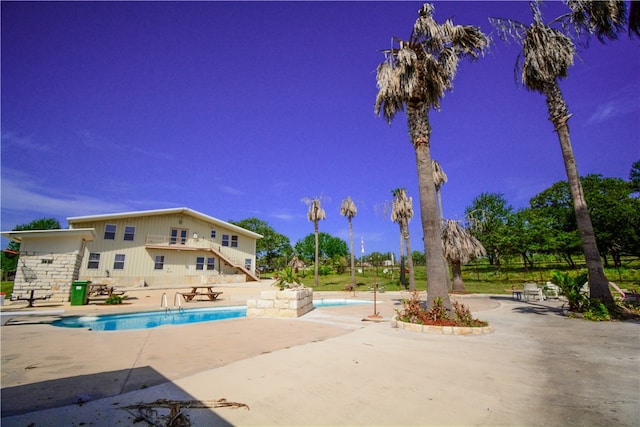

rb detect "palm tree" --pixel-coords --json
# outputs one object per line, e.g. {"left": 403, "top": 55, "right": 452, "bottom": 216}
{"left": 391, "top": 188, "right": 416, "bottom": 291}
{"left": 306, "top": 198, "right": 326, "bottom": 287}
{"left": 441, "top": 219, "right": 486, "bottom": 292}
{"left": 375, "top": 3, "right": 489, "bottom": 310}
{"left": 340, "top": 196, "right": 358, "bottom": 291}
{"left": 432, "top": 159, "right": 448, "bottom": 220}
{"left": 491, "top": 0, "right": 626, "bottom": 303}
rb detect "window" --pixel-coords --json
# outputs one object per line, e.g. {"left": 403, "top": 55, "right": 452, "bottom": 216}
{"left": 41, "top": 258, "right": 53, "bottom": 264}
{"left": 231, "top": 235, "right": 238, "bottom": 248}
{"left": 210, "top": 229, "right": 216, "bottom": 238}
{"left": 154, "top": 255, "right": 165, "bottom": 270}
{"left": 124, "top": 226, "right": 136, "bottom": 241}
{"left": 104, "top": 224, "right": 116, "bottom": 240}
{"left": 207, "top": 257, "right": 215, "bottom": 270}
{"left": 245, "top": 258, "right": 252, "bottom": 270}
{"left": 196, "top": 257, "right": 205, "bottom": 270}
{"left": 113, "top": 254, "right": 126, "bottom": 270}
{"left": 170, "top": 228, "right": 188, "bottom": 245}
{"left": 88, "top": 253, "right": 100, "bottom": 269}
{"left": 222, "top": 234, "right": 229, "bottom": 247}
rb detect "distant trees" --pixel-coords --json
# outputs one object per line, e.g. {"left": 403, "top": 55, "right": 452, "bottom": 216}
{"left": 465, "top": 193, "right": 513, "bottom": 267}
{"left": 229, "top": 218, "right": 292, "bottom": 270}
{"left": 340, "top": 196, "right": 358, "bottom": 291}
{"left": 305, "top": 198, "right": 326, "bottom": 287}
{"left": 390, "top": 188, "right": 416, "bottom": 291}
{"left": 294, "top": 232, "right": 348, "bottom": 269}
{"left": 466, "top": 173, "right": 640, "bottom": 270}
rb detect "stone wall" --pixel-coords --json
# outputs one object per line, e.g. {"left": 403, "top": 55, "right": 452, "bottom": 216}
{"left": 13, "top": 252, "right": 84, "bottom": 303}
{"left": 247, "top": 288, "right": 313, "bottom": 318}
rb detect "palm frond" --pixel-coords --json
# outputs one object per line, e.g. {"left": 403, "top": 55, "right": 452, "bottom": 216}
{"left": 441, "top": 219, "right": 486, "bottom": 263}
{"left": 522, "top": 23, "right": 575, "bottom": 92}
{"left": 375, "top": 2, "right": 489, "bottom": 121}
{"left": 564, "top": 0, "right": 626, "bottom": 43}
{"left": 340, "top": 196, "right": 357, "bottom": 219}
{"left": 432, "top": 160, "right": 448, "bottom": 189}
{"left": 391, "top": 188, "right": 414, "bottom": 223}
{"left": 306, "top": 199, "right": 326, "bottom": 222}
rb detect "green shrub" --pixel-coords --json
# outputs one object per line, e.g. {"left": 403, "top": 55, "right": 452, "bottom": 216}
{"left": 550, "top": 270, "right": 589, "bottom": 312}
{"left": 583, "top": 301, "right": 610, "bottom": 321}
{"left": 104, "top": 294, "right": 127, "bottom": 305}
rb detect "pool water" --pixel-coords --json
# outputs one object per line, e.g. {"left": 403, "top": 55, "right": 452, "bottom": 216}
{"left": 52, "top": 299, "right": 374, "bottom": 331}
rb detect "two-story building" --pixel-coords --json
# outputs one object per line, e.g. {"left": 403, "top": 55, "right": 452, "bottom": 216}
{"left": 3, "top": 208, "right": 262, "bottom": 302}
{"left": 68, "top": 207, "right": 262, "bottom": 287}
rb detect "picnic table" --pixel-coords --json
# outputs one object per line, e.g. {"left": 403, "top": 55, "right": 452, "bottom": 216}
{"left": 88, "top": 284, "right": 125, "bottom": 297}
{"left": 11, "top": 289, "right": 53, "bottom": 307}
{"left": 180, "top": 286, "right": 223, "bottom": 302}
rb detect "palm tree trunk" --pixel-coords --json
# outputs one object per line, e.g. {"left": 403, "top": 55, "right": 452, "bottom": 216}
{"left": 407, "top": 102, "right": 452, "bottom": 311}
{"left": 451, "top": 261, "right": 466, "bottom": 292}
{"left": 401, "top": 222, "right": 416, "bottom": 291}
{"left": 348, "top": 218, "right": 356, "bottom": 290}
{"left": 543, "top": 81, "right": 612, "bottom": 303}
{"left": 314, "top": 221, "right": 319, "bottom": 287}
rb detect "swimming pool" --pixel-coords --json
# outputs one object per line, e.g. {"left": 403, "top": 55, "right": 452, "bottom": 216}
{"left": 52, "top": 299, "right": 374, "bottom": 331}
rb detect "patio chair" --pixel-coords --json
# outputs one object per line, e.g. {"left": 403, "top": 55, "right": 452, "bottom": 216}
{"left": 523, "top": 283, "right": 544, "bottom": 301}
{"left": 544, "top": 282, "right": 560, "bottom": 299}
{"left": 609, "top": 282, "right": 640, "bottom": 302}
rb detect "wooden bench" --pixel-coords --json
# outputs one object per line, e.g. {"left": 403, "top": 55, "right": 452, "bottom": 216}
{"left": 180, "top": 291, "right": 223, "bottom": 302}
{"left": 180, "top": 292, "right": 198, "bottom": 302}
{"left": 1, "top": 310, "right": 65, "bottom": 326}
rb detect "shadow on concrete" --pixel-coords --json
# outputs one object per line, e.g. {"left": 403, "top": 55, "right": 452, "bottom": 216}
{"left": 0, "top": 365, "right": 232, "bottom": 425}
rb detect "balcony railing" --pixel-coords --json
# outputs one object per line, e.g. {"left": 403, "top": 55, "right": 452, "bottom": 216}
{"left": 145, "top": 235, "right": 250, "bottom": 270}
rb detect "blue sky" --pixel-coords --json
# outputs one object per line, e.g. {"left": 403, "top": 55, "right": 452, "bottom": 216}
{"left": 2, "top": 1, "right": 639, "bottom": 256}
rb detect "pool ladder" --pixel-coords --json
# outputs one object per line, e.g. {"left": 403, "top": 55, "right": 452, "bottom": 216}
{"left": 161, "top": 292, "right": 184, "bottom": 314}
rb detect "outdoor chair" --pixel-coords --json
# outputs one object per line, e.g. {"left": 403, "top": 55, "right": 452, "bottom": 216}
{"left": 523, "top": 283, "right": 544, "bottom": 301}
{"left": 543, "top": 282, "right": 560, "bottom": 299}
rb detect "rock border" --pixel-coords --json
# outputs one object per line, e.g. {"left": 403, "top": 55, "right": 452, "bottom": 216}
{"left": 392, "top": 316, "right": 493, "bottom": 335}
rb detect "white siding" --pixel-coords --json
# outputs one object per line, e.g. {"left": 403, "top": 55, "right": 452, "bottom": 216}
{"left": 70, "top": 211, "right": 258, "bottom": 286}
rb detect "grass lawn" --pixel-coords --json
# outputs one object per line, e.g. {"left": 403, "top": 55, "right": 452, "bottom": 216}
{"left": 3, "top": 258, "right": 637, "bottom": 296}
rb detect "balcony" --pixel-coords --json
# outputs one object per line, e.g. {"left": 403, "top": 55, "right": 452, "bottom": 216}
{"left": 145, "top": 234, "right": 216, "bottom": 251}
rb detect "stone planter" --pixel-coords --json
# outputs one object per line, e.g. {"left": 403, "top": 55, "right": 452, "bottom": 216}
{"left": 247, "top": 288, "right": 313, "bottom": 318}
{"left": 392, "top": 316, "right": 493, "bottom": 335}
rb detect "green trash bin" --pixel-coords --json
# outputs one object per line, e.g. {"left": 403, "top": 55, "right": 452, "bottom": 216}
{"left": 70, "top": 281, "right": 90, "bottom": 305}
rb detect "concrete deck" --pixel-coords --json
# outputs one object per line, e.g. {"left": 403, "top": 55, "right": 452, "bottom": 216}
{"left": 1, "top": 281, "right": 638, "bottom": 426}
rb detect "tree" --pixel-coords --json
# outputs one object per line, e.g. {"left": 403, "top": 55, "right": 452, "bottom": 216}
{"left": 630, "top": 160, "right": 640, "bottom": 194}
{"left": 1, "top": 217, "right": 62, "bottom": 274}
{"left": 580, "top": 174, "right": 640, "bottom": 267}
{"left": 391, "top": 188, "right": 416, "bottom": 291}
{"left": 375, "top": 3, "right": 488, "bottom": 310}
{"left": 529, "top": 182, "right": 582, "bottom": 266}
{"left": 465, "top": 193, "right": 514, "bottom": 267}
{"left": 491, "top": 0, "right": 625, "bottom": 303}
{"left": 294, "top": 232, "right": 348, "bottom": 264}
{"left": 441, "top": 219, "right": 486, "bottom": 292}
{"left": 229, "top": 218, "right": 292, "bottom": 270}
{"left": 340, "top": 196, "right": 358, "bottom": 291}
{"left": 432, "top": 159, "right": 448, "bottom": 220}
{"left": 305, "top": 198, "right": 326, "bottom": 287}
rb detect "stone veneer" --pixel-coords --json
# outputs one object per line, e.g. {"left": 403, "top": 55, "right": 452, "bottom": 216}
{"left": 392, "top": 316, "right": 493, "bottom": 335}
{"left": 12, "top": 252, "right": 84, "bottom": 303}
{"left": 246, "top": 288, "right": 313, "bottom": 318}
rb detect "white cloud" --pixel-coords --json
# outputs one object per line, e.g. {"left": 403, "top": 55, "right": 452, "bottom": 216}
{"left": 1, "top": 132, "right": 50, "bottom": 152}
{"left": 270, "top": 212, "right": 295, "bottom": 221}
{"left": 1, "top": 171, "right": 130, "bottom": 227}
{"left": 587, "top": 92, "right": 638, "bottom": 125}
{"left": 220, "top": 185, "right": 243, "bottom": 196}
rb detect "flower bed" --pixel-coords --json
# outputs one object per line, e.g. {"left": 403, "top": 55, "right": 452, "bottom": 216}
{"left": 392, "top": 316, "right": 493, "bottom": 335}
